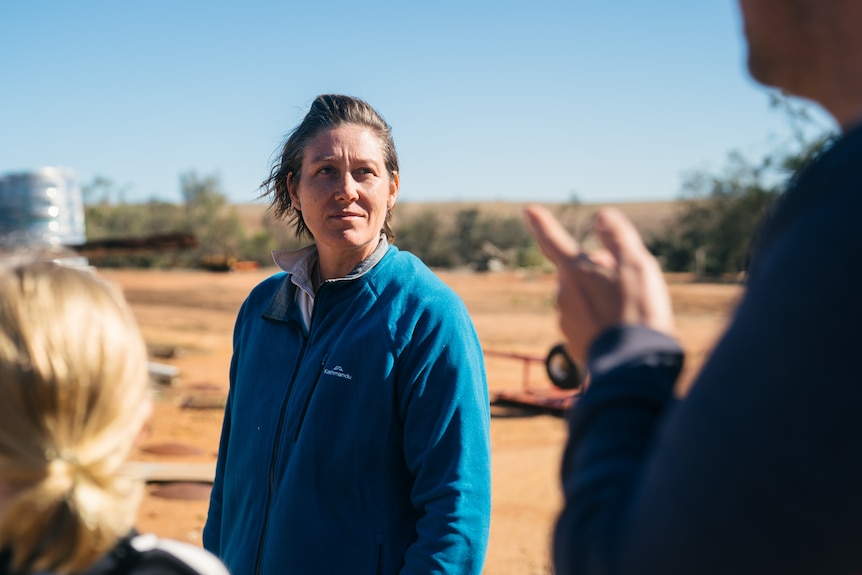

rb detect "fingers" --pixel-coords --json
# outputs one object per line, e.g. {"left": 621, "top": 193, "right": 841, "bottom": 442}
{"left": 523, "top": 205, "right": 650, "bottom": 271}
{"left": 588, "top": 249, "right": 617, "bottom": 270}
{"left": 524, "top": 205, "right": 645, "bottom": 267}
{"left": 524, "top": 204, "right": 615, "bottom": 361}
{"left": 524, "top": 204, "right": 675, "bottom": 351}
{"left": 591, "top": 207, "right": 648, "bottom": 262}
{"left": 592, "top": 208, "right": 675, "bottom": 335}
{"left": 523, "top": 204, "right": 580, "bottom": 266}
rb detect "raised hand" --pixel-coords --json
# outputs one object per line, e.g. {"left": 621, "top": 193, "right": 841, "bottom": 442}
{"left": 523, "top": 204, "right": 674, "bottom": 361}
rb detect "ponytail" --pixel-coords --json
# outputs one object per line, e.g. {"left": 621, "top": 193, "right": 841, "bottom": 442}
{"left": 0, "top": 262, "right": 151, "bottom": 573}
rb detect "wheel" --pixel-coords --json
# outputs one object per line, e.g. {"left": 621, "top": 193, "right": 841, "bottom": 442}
{"left": 545, "top": 344, "right": 585, "bottom": 390}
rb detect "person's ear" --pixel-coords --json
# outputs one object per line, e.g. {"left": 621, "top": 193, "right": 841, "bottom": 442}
{"left": 287, "top": 173, "right": 300, "bottom": 210}
{"left": 388, "top": 171, "right": 399, "bottom": 209}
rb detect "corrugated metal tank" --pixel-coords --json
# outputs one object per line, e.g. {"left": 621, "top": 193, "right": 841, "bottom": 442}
{"left": 0, "top": 167, "right": 86, "bottom": 246}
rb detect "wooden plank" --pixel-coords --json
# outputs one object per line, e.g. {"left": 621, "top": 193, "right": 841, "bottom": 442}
{"left": 124, "top": 461, "right": 215, "bottom": 483}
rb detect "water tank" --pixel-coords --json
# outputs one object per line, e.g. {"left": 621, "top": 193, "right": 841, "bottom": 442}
{"left": 0, "top": 167, "right": 86, "bottom": 247}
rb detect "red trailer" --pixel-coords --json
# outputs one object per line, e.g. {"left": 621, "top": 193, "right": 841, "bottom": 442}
{"left": 486, "top": 344, "right": 587, "bottom": 416}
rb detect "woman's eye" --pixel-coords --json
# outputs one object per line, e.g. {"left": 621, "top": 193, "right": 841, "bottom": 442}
{"left": 318, "top": 166, "right": 335, "bottom": 175}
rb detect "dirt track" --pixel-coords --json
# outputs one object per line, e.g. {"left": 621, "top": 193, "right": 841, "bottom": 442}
{"left": 102, "top": 268, "right": 741, "bottom": 575}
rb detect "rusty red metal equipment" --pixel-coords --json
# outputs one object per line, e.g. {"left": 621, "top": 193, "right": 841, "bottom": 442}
{"left": 485, "top": 347, "right": 585, "bottom": 416}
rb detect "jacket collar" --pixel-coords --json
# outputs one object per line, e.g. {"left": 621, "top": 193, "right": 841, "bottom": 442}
{"left": 271, "top": 236, "right": 389, "bottom": 283}
{"left": 265, "top": 236, "right": 390, "bottom": 323}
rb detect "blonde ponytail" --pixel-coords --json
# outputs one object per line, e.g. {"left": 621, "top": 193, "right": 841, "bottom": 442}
{"left": 0, "top": 261, "right": 152, "bottom": 573}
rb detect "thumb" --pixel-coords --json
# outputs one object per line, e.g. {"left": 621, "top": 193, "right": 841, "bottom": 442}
{"left": 523, "top": 204, "right": 580, "bottom": 266}
{"left": 591, "top": 208, "right": 647, "bottom": 262}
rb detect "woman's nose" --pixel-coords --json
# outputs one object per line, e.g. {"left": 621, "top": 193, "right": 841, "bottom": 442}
{"left": 335, "top": 173, "right": 360, "bottom": 202}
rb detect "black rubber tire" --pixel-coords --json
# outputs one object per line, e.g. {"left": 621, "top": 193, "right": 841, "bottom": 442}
{"left": 545, "top": 344, "right": 584, "bottom": 390}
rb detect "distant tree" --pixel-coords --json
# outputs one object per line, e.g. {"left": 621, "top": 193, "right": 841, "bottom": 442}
{"left": 477, "top": 214, "right": 533, "bottom": 251}
{"left": 81, "top": 175, "right": 138, "bottom": 206}
{"left": 177, "top": 172, "right": 246, "bottom": 266}
{"left": 257, "top": 210, "right": 306, "bottom": 256}
{"left": 394, "top": 205, "right": 542, "bottom": 270}
{"left": 557, "top": 192, "right": 590, "bottom": 243}
{"left": 648, "top": 96, "right": 836, "bottom": 277}
{"left": 394, "top": 210, "right": 458, "bottom": 268}
{"left": 84, "top": 175, "right": 186, "bottom": 241}
{"left": 648, "top": 152, "right": 780, "bottom": 275}
{"left": 82, "top": 172, "right": 264, "bottom": 268}
{"left": 454, "top": 209, "right": 483, "bottom": 266}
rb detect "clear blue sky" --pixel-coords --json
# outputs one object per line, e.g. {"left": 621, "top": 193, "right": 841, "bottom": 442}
{"left": 0, "top": 1, "right": 837, "bottom": 205}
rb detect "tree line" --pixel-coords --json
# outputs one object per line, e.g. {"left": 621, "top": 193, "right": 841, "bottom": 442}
{"left": 82, "top": 178, "right": 547, "bottom": 271}
{"left": 83, "top": 97, "right": 834, "bottom": 277}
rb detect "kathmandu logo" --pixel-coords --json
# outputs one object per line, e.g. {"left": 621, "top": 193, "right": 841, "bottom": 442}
{"left": 323, "top": 365, "right": 353, "bottom": 380}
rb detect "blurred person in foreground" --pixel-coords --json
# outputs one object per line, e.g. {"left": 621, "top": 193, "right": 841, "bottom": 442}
{"left": 0, "top": 260, "right": 229, "bottom": 575}
{"left": 524, "top": 0, "right": 862, "bottom": 573}
{"left": 202, "top": 94, "right": 491, "bottom": 575}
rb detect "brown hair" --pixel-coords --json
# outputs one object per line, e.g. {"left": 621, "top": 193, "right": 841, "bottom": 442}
{"left": 261, "top": 94, "right": 400, "bottom": 241}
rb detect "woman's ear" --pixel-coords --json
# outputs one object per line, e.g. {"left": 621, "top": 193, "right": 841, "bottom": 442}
{"left": 388, "top": 171, "right": 400, "bottom": 209}
{"left": 287, "top": 173, "right": 300, "bottom": 210}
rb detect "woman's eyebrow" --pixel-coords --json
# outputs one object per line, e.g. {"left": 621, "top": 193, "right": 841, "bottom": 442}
{"left": 308, "top": 153, "right": 380, "bottom": 165}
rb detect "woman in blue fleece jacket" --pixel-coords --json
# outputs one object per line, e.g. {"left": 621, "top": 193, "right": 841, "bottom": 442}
{"left": 203, "top": 94, "right": 491, "bottom": 575}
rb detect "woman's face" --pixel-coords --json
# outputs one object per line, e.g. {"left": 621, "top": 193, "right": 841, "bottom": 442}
{"left": 288, "top": 124, "right": 398, "bottom": 270}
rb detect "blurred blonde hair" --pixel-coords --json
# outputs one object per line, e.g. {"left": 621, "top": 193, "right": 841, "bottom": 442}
{"left": 0, "top": 261, "right": 152, "bottom": 574}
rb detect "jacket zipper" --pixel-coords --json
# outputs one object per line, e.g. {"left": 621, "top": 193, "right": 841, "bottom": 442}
{"left": 293, "top": 280, "right": 326, "bottom": 442}
{"left": 253, "top": 330, "right": 308, "bottom": 575}
{"left": 253, "top": 281, "right": 326, "bottom": 574}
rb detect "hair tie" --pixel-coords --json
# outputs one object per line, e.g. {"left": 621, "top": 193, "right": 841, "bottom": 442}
{"left": 45, "top": 447, "right": 76, "bottom": 461}
{"left": 45, "top": 447, "right": 81, "bottom": 473}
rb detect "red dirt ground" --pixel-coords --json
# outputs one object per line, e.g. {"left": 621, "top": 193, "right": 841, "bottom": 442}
{"left": 102, "top": 268, "right": 741, "bottom": 575}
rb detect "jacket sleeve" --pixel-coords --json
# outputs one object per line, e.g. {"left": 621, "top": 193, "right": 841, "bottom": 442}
{"left": 553, "top": 325, "right": 683, "bottom": 574}
{"left": 395, "top": 297, "right": 492, "bottom": 575}
{"left": 202, "top": 384, "right": 232, "bottom": 554}
{"left": 202, "top": 299, "right": 245, "bottom": 555}
{"left": 554, "top": 234, "right": 862, "bottom": 574}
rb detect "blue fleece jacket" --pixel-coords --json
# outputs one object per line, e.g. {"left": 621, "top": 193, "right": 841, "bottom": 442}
{"left": 203, "top": 244, "right": 491, "bottom": 575}
{"left": 553, "top": 123, "right": 862, "bottom": 574}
